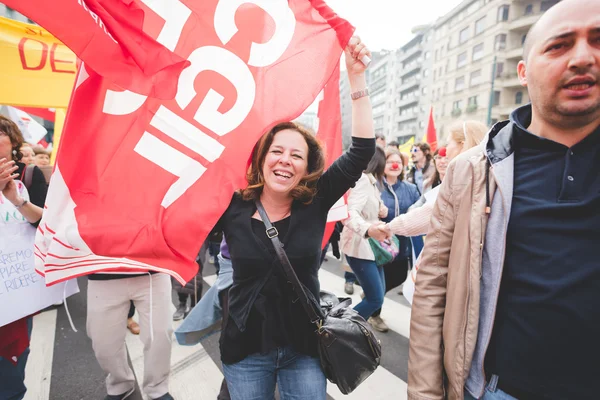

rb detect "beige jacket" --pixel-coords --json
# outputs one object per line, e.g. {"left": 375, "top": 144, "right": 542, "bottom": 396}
{"left": 340, "top": 173, "right": 387, "bottom": 261}
{"left": 407, "top": 143, "right": 496, "bottom": 400}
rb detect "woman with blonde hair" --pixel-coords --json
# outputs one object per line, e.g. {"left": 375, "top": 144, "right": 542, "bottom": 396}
{"left": 385, "top": 120, "right": 488, "bottom": 237}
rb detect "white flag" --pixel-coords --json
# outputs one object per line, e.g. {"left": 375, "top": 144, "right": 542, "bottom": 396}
{"left": 7, "top": 106, "right": 48, "bottom": 145}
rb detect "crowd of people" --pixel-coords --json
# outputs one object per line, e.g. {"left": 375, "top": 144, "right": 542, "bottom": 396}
{"left": 0, "top": 0, "right": 598, "bottom": 399}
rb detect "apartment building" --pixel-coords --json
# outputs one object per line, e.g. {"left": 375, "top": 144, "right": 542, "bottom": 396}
{"left": 393, "top": 26, "right": 435, "bottom": 144}
{"left": 429, "top": 0, "right": 560, "bottom": 140}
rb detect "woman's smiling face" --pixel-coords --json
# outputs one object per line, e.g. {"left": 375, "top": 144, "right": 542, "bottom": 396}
{"left": 261, "top": 129, "right": 309, "bottom": 196}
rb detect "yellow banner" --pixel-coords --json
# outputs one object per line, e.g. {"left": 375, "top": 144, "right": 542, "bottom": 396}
{"left": 398, "top": 137, "right": 415, "bottom": 154}
{"left": 0, "top": 16, "right": 76, "bottom": 109}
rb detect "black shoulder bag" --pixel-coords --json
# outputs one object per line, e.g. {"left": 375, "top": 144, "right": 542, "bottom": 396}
{"left": 255, "top": 200, "right": 381, "bottom": 394}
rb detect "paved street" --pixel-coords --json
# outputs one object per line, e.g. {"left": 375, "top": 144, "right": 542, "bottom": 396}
{"left": 23, "top": 254, "right": 412, "bottom": 400}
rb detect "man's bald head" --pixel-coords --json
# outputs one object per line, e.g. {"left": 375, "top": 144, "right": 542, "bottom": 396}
{"left": 522, "top": 0, "right": 596, "bottom": 63}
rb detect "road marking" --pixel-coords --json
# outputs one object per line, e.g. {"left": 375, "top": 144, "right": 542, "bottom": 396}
{"left": 125, "top": 318, "right": 224, "bottom": 400}
{"left": 24, "top": 310, "right": 57, "bottom": 400}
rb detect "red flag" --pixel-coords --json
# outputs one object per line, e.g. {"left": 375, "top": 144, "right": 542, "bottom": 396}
{"left": 34, "top": 0, "right": 355, "bottom": 285}
{"left": 314, "top": 66, "right": 347, "bottom": 249}
{"left": 5, "top": 0, "right": 190, "bottom": 98}
{"left": 425, "top": 107, "right": 437, "bottom": 152}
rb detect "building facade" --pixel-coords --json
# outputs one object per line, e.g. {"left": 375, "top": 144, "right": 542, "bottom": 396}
{"left": 429, "top": 0, "right": 560, "bottom": 141}
{"left": 393, "top": 26, "right": 435, "bottom": 144}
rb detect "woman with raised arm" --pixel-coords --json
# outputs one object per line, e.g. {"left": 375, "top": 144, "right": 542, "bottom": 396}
{"left": 212, "top": 37, "right": 375, "bottom": 400}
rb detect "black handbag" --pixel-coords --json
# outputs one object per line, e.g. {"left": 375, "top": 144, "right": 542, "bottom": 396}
{"left": 255, "top": 200, "right": 382, "bottom": 394}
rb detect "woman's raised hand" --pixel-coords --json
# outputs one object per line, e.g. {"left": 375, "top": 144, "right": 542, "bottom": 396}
{"left": 344, "top": 36, "right": 371, "bottom": 77}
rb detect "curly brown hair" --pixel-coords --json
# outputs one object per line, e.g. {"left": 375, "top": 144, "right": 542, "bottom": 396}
{"left": 241, "top": 122, "right": 325, "bottom": 204}
{"left": 0, "top": 115, "right": 25, "bottom": 162}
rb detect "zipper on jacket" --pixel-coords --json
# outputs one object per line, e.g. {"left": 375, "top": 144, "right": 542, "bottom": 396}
{"left": 476, "top": 165, "right": 510, "bottom": 399}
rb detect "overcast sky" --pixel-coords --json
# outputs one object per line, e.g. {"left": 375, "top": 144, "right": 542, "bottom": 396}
{"left": 328, "top": 0, "right": 463, "bottom": 51}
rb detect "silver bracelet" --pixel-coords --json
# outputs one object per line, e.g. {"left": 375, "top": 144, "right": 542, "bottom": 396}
{"left": 15, "top": 199, "right": 28, "bottom": 209}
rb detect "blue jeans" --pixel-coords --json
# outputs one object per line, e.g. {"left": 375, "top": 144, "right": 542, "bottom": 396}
{"left": 464, "top": 376, "right": 518, "bottom": 400}
{"left": 0, "top": 317, "right": 33, "bottom": 400}
{"left": 223, "top": 346, "right": 326, "bottom": 400}
{"left": 346, "top": 255, "right": 385, "bottom": 319}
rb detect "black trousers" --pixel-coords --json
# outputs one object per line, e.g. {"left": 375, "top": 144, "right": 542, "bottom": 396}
{"left": 127, "top": 301, "right": 135, "bottom": 319}
{"left": 372, "top": 257, "right": 409, "bottom": 318}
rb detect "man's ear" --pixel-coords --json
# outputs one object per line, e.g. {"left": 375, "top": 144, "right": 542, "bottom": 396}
{"left": 517, "top": 60, "right": 528, "bottom": 87}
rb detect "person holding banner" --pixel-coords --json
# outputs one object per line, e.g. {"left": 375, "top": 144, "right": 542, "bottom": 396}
{"left": 0, "top": 116, "right": 48, "bottom": 400}
{"left": 212, "top": 37, "right": 374, "bottom": 400}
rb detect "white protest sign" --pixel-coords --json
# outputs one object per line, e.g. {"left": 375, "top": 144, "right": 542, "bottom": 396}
{"left": 0, "top": 180, "right": 79, "bottom": 327}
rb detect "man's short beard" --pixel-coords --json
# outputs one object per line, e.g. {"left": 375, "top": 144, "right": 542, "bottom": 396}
{"left": 556, "top": 102, "right": 600, "bottom": 118}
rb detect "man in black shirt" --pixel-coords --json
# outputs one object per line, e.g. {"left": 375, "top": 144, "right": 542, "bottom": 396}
{"left": 407, "top": 0, "right": 600, "bottom": 399}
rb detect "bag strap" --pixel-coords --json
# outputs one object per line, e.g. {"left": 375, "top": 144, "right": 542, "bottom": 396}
{"left": 254, "top": 199, "right": 322, "bottom": 326}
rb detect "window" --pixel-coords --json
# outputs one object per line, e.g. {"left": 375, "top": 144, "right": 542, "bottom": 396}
{"left": 468, "top": 96, "right": 478, "bottom": 105}
{"left": 473, "top": 43, "right": 484, "bottom": 61}
{"left": 541, "top": 1, "right": 558, "bottom": 12}
{"left": 515, "top": 91, "right": 523, "bottom": 104}
{"left": 434, "top": 49, "right": 439, "bottom": 61}
{"left": 459, "top": 27, "right": 470, "bottom": 44}
{"left": 493, "top": 91, "right": 501, "bottom": 106}
{"left": 495, "top": 34, "right": 507, "bottom": 50}
{"left": 455, "top": 76, "right": 466, "bottom": 92}
{"left": 453, "top": 100, "right": 463, "bottom": 110}
{"left": 497, "top": 5, "right": 509, "bottom": 22}
{"left": 521, "top": 34, "right": 527, "bottom": 45}
{"left": 457, "top": 51, "right": 468, "bottom": 68}
{"left": 470, "top": 69, "right": 483, "bottom": 86}
{"left": 424, "top": 51, "right": 431, "bottom": 59}
{"left": 495, "top": 62, "right": 505, "bottom": 78}
{"left": 422, "top": 87, "right": 428, "bottom": 95}
{"left": 475, "top": 17, "right": 486, "bottom": 35}
{"left": 423, "top": 69, "right": 430, "bottom": 77}
{"left": 524, "top": 4, "right": 533, "bottom": 15}
{"left": 373, "top": 104, "right": 386, "bottom": 115}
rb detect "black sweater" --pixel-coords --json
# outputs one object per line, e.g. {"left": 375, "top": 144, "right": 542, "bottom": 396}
{"left": 217, "top": 137, "right": 375, "bottom": 364}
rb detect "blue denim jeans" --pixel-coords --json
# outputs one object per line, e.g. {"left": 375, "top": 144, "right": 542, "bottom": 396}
{"left": 346, "top": 255, "right": 385, "bottom": 319}
{"left": 0, "top": 317, "right": 33, "bottom": 400}
{"left": 222, "top": 346, "right": 326, "bottom": 400}
{"left": 464, "top": 376, "right": 518, "bottom": 400}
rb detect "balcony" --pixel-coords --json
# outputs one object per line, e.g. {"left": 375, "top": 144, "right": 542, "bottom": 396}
{"left": 397, "top": 111, "right": 418, "bottom": 124}
{"left": 509, "top": 13, "right": 541, "bottom": 32}
{"left": 397, "top": 95, "right": 419, "bottom": 109}
{"left": 493, "top": 105, "right": 514, "bottom": 118}
{"left": 498, "top": 72, "right": 522, "bottom": 88}
{"left": 505, "top": 46, "right": 522, "bottom": 60}
{"left": 398, "top": 78, "right": 420, "bottom": 92}
{"left": 401, "top": 61, "right": 422, "bottom": 77}
{"left": 399, "top": 46, "right": 422, "bottom": 63}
